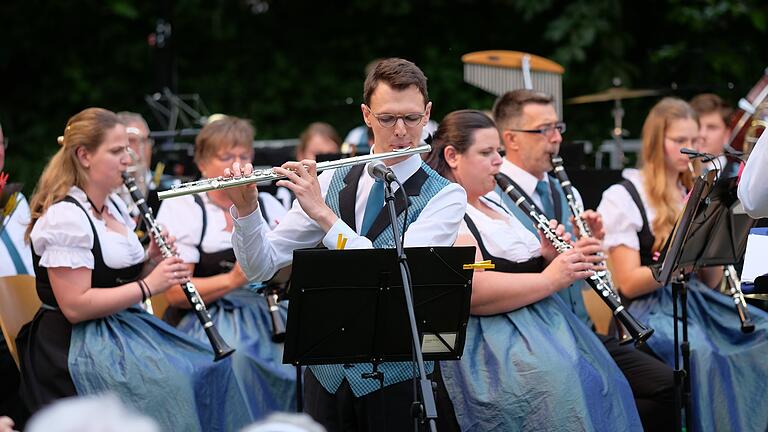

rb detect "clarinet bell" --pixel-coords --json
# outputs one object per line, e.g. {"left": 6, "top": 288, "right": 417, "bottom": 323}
{"left": 614, "top": 314, "right": 654, "bottom": 347}
{"left": 205, "top": 327, "right": 236, "bottom": 361}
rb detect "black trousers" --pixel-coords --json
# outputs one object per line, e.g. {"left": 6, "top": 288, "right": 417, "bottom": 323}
{"left": 600, "top": 334, "right": 676, "bottom": 432}
{"left": 304, "top": 364, "right": 459, "bottom": 432}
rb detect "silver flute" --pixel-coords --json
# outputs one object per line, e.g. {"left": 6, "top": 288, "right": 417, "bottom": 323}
{"left": 496, "top": 174, "right": 654, "bottom": 346}
{"left": 158, "top": 144, "right": 431, "bottom": 200}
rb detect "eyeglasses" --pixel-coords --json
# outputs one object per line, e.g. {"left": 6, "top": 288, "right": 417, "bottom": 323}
{"left": 365, "top": 105, "right": 426, "bottom": 128}
{"left": 214, "top": 152, "right": 254, "bottom": 164}
{"left": 507, "top": 122, "right": 566, "bottom": 137}
{"left": 665, "top": 136, "right": 703, "bottom": 147}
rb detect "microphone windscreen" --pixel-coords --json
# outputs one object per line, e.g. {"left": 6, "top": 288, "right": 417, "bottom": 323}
{"left": 367, "top": 160, "right": 387, "bottom": 179}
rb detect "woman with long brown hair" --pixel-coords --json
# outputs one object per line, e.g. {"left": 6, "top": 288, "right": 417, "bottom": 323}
{"left": 598, "top": 97, "right": 768, "bottom": 431}
{"left": 426, "top": 109, "right": 642, "bottom": 431}
{"left": 17, "top": 108, "right": 250, "bottom": 431}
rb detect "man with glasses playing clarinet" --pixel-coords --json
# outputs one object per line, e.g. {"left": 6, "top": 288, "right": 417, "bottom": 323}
{"left": 491, "top": 89, "right": 675, "bottom": 431}
{"left": 223, "top": 58, "right": 466, "bottom": 432}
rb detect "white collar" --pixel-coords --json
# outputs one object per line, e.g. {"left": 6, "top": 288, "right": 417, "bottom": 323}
{"left": 499, "top": 158, "right": 547, "bottom": 198}
{"left": 364, "top": 153, "right": 422, "bottom": 182}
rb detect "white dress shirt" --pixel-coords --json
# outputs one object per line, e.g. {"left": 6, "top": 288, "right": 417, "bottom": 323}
{"left": 738, "top": 131, "right": 768, "bottom": 218}
{"left": 30, "top": 187, "right": 145, "bottom": 270}
{"left": 486, "top": 158, "right": 585, "bottom": 215}
{"left": 0, "top": 193, "right": 34, "bottom": 276}
{"left": 231, "top": 154, "right": 467, "bottom": 282}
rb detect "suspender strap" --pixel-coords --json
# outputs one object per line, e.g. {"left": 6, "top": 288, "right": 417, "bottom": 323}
{"left": 192, "top": 194, "right": 208, "bottom": 251}
{"left": 1, "top": 229, "right": 28, "bottom": 274}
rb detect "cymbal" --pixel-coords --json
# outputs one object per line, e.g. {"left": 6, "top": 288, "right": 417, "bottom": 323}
{"left": 566, "top": 87, "right": 661, "bottom": 104}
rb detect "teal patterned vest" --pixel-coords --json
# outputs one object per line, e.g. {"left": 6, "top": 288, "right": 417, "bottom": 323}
{"left": 495, "top": 175, "right": 593, "bottom": 328}
{"left": 309, "top": 161, "right": 451, "bottom": 397}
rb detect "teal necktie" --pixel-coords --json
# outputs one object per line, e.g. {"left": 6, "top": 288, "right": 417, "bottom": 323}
{"left": 535, "top": 180, "right": 555, "bottom": 220}
{"left": 360, "top": 180, "right": 385, "bottom": 235}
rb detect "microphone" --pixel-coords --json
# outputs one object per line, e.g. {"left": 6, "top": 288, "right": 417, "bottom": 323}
{"left": 680, "top": 148, "right": 716, "bottom": 162}
{"left": 367, "top": 160, "right": 397, "bottom": 183}
{"left": 723, "top": 146, "right": 745, "bottom": 161}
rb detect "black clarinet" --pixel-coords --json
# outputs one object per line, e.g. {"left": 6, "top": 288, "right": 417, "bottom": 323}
{"left": 724, "top": 265, "right": 755, "bottom": 333}
{"left": 264, "top": 285, "right": 287, "bottom": 343}
{"left": 551, "top": 155, "right": 631, "bottom": 342}
{"left": 496, "top": 174, "right": 654, "bottom": 346}
{"left": 123, "top": 172, "right": 235, "bottom": 361}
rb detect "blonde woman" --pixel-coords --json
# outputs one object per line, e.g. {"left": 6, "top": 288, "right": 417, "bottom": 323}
{"left": 598, "top": 97, "right": 768, "bottom": 432}
{"left": 17, "top": 108, "right": 250, "bottom": 431}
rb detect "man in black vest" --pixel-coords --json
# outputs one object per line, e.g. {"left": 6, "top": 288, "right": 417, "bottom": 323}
{"left": 492, "top": 89, "right": 675, "bottom": 431}
{"left": 224, "top": 58, "right": 465, "bottom": 431}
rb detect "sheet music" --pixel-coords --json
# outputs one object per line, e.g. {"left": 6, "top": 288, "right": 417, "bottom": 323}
{"left": 742, "top": 228, "right": 768, "bottom": 283}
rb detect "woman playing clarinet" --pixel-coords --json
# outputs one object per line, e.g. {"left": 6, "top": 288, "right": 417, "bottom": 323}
{"left": 155, "top": 115, "right": 295, "bottom": 419}
{"left": 425, "top": 110, "right": 642, "bottom": 431}
{"left": 598, "top": 97, "right": 768, "bottom": 432}
{"left": 17, "top": 108, "right": 251, "bottom": 431}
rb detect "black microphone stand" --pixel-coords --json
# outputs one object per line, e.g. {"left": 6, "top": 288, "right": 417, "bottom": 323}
{"left": 382, "top": 177, "right": 438, "bottom": 432}
{"left": 670, "top": 270, "right": 693, "bottom": 432}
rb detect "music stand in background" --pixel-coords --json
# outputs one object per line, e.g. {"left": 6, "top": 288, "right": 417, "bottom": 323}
{"left": 653, "top": 170, "right": 757, "bottom": 432}
{"left": 652, "top": 171, "right": 713, "bottom": 432}
{"left": 667, "top": 174, "right": 758, "bottom": 333}
{"left": 671, "top": 175, "right": 756, "bottom": 270}
{"left": 283, "top": 246, "right": 474, "bottom": 426}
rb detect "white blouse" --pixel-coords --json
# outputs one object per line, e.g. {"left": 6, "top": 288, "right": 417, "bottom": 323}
{"left": 0, "top": 193, "right": 34, "bottom": 276}
{"left": 30, "top": 187, "right": 145, "bottom": 270}
{"left": 156, "top": 191, "right": 287, "bottom": 264}
{"left": 597, "top": 169, "right": 659, "bottom": 252}
{"left": 460, "top": 199, "right": 542, "bottom": 263}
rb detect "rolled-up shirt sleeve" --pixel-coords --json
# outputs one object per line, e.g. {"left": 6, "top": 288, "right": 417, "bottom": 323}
{"left": 738, "top": 131, "right": 768, "bottom": 218}
{"left": 31, "top": 202, "right": 94, "bottom": 269}
{"left": 597, "top": 184, "right": 643, "bottom": 251}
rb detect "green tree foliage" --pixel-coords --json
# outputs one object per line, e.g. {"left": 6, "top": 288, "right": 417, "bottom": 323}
{"left": 1, "top": 0, "right": 767, "bottom": 193}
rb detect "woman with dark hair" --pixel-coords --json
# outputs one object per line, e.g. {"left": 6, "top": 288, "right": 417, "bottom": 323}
{"left": 599, "top": 97, "right": 768, "bottom": 431}
{"left": 427, "top": 109, "right": 642, "bottom": 431}
{"left": 17, "top": 107, "right": 250, "bottom": 431}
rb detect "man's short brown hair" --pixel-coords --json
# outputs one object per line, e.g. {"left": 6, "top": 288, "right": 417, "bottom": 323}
{"left": 690, "top": 93, "right": 733, "bottom": 125}
{"left": 492, "top": 89, "right": 554, "bottom": 130}
{"left": 363, "top": 58, "right": 428, "bottom": 107}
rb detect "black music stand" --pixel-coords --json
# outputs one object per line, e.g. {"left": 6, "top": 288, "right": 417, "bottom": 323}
{"left": 283, "top": 246, "right": 474, "bottom": 427}
{"left": 653, "top": 171, "right": 756, "bottom": 432}
{"left": 667, "top": 175, "right": 756, "bottom": 271}
{"left": 652, "top": 171, "right": 712, "bottom": 432}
